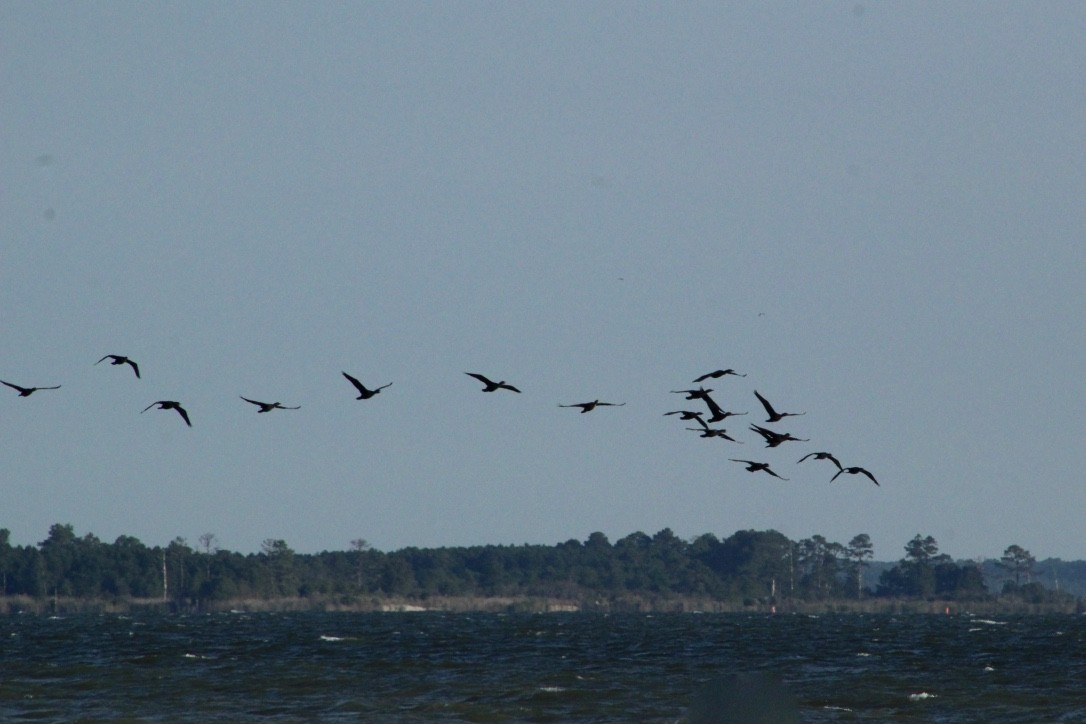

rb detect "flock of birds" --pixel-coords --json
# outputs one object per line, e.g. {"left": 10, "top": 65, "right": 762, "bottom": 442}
{"left": 662, "top": 369, "right": 879, "bottom": 486}
{"left": 4, "top": 355, "right": 880, "bottom": 487}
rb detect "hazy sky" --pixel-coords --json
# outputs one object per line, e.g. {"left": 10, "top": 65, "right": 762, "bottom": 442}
{"left": 3, "top": 2, "right": 1084, "bottom": 560}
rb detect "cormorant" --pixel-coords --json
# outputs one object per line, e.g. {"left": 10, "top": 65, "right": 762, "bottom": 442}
{"left": 797, "top": 451, "right": 843, "bottom": 470}
{"left": 1, "top": 380, "right": 61, "bottom": 397}
{"left": 240, "top": 396, "right": 301, "bottom": 413}
{"left": 730, "top": 459, "right": 789, "bottom": 480}
{"left": 831, "top": 466, "right": 880, "bottom": 486}
{"left": 141, "top": 400, "right": 192, "bottom": 427}
{"left": 692, "top": 369, "right": 746, "bottom": 383}
{"left": 342, "top": 372, "right": 392, "bottom": 400}
{"left": 95, "top": 354, "right": 140, "bottom": 379}
{"left": 465, "top": 372, "right": 521, "bottom": 393}
{"left": 559, "top": 400, "right": 625, "bottom": 413}
{"left": 753, "top": 390, "right": 805, "bottom": 423}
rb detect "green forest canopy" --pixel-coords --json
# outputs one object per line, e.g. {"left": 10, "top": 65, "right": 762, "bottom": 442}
{"left": 0, "top": 525, "right": 1079, "bottom": 606}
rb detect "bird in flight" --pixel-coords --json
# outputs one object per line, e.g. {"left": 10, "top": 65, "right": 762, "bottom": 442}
{"left": 831, "top": 466, "right": 880, "bottom": 486}
{"left": 730, "top": 459, "right": 789, "bottom": 480}
{"left": 141, "top": 400, "right": 192, "bottom": 427}
{"left": 798, "top": 451, "right": 843, "bottom": 470}
{"left": 342, "top": 372, "right": 392, "bottom": 400}
{"left": 559, "top": 400, "right": 625, "bottom": 413}
{"left": 671, "top": 387, "right": 713, "bottom": 400}
{"left": 95, "top": 354, "right": 140, "bottom": 379}
{"left": 750, "top": 424, "right": 809, "bottom": 447}
{"left": 1, "top": 380, "right": 61, "bottom": 397}
{"left": 753, "top": 390, "right": 805, "bottom": 423}
{"left": 688, "top": 426, "right": 741, "bottom": 442}
{"left": 751, "top": 425, "right": 812, "bottom": 447}
{"left": 665, "top": 410, "right": 708, "bottom": 428}
{"left": 700, "top": 393, "right": 747, "bottom": 424}
{"left": 465, "top": 372, "right": 521, "bottom": 393}
{"left": 240, "top": 396, "right": 300, "bottom": 413}
{"left": 692, "top": 369, "right": 746, "bottom": 383}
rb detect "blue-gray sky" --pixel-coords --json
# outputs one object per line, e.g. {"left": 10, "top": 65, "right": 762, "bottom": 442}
{"left": 3, "top": 2, "right": 1084, "bottom": 559}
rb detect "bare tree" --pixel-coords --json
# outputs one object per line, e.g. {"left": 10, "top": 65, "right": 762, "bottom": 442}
{"left": 199, "top": 533, "right": 217, "bottom": 579}
{"left": 351, "top": 538, "right": 371, "bottom": 590}
{"left": 846, "top": 534, "right": 874, "bottom": 598}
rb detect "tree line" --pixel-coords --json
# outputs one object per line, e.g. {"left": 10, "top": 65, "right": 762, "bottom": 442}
{"left": 0, "top": 524, "right": 1077, "bottom": 609}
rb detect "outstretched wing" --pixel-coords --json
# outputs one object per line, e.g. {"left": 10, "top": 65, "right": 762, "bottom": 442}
{"left": 174, "top": 405, "right": 192, "bottom": 427}
{"left": 753, "top": 390, "right": 778, "bottom": 418}
{"left": 342, "top": 371, "right": 366, "bottom": 393}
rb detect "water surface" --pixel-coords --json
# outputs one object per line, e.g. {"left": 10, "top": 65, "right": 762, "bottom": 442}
{"left": 1, "top": 611, "right": 1083, "bottom": 721}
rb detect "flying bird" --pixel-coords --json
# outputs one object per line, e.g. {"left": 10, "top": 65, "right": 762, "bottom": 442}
{"left": 692, "top": 369, "right": 746, "bottom": 383}
{"left": 797, "top": 451, "right": 843, "bottom": 470}
{"left": 240, "top": 396, "right": 300, "bottom": 413}
{"left": 1, "top": 380, "right": 61, "bottom": 397}
{"left": 730, "top": 459, "right": 789, "bottom": 480}
{"left": 688, "top": 426, "right": 741, "bottom": 442}
{"left": 753, "top": 390, "right": 805, "bottom": 423}
{"left": 665, "top": 410, "right": 709, "bottom": 428}
{"left": 342, "top": 372, "right": 392, "bottom": 400}
{"left": 831, "top": 466, "right": 880, "bottom": 486}
{"left": 141, "top": 400, "right": 191, "bottom": 427}
{"left": 95, "top": 354, "right": 140, "bottom": 379}
{"left": 559, "top": 400, "right": 625, "bottom": 413}
{"left": 465, "top": 372, "right": 521, "bottom": 393}
{"left": 701, "top": 393, "right": 748, "bottom": 424}
{"left": 750, "top": 424, "right": 809, "bottom": 447}
{"left": 671, "top": 387, "right": 713, "bottom": 400}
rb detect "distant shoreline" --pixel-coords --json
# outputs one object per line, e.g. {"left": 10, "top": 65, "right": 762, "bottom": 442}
{"left": 2, "top": 594, "right": 1080, "bottom": 616}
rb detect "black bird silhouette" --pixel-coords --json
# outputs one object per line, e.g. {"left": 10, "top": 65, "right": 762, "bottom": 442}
{"left": 665, "top": 410, "right": 709, "bottom": 429}
{"left": 730, "top": 459, "right": 789, "bottom": 480}
{"left": 831, "top": 466, "right": 880, "bottom": 486}
{"left": 692, "top": 369, "right": 746, "bottom": 383}
{"left": 95, "top": 354, "right": 140, "bottom": 379}
{"left": 559, "top": 400, "right": 625, "bottom": 413}
{"left": 342, "top": 372, "right": 392, "bottom": 400}
{"left": 671, "top": 387, "right": 713, "bottom": 400}
{"left": 701, "top": 392, "right": 748, "bottom": 424}
{"left": 465, "top": 372, "right": 521, "bottom": 393}
{"left": 753, "top": 390, "right": 805, "bottom": 423}
{"left": 798, "top": 451, "right": 843, "bottom": 470}
{"left": 750, "top": 424, "right": 809, "bottom": 447}
{"left": 141, "top": 400, "right": 191, "bottom": 427}
{"left": 1, "top": 380, "right": 61, "bottom": 397}
{"left": 240, "top": 396, "right": 300, "bottom": 413}
{"left": 688, "top": 426, "right": 742, "bottom": 442}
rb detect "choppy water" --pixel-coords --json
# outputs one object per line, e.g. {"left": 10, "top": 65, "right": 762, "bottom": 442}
{"left": 1, "top": 610, "right": 1084, "bottom": 721}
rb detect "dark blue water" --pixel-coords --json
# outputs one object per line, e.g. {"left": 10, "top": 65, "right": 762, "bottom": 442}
{"left": 1, "top": 611, "right": 1084, "bottom": 721}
